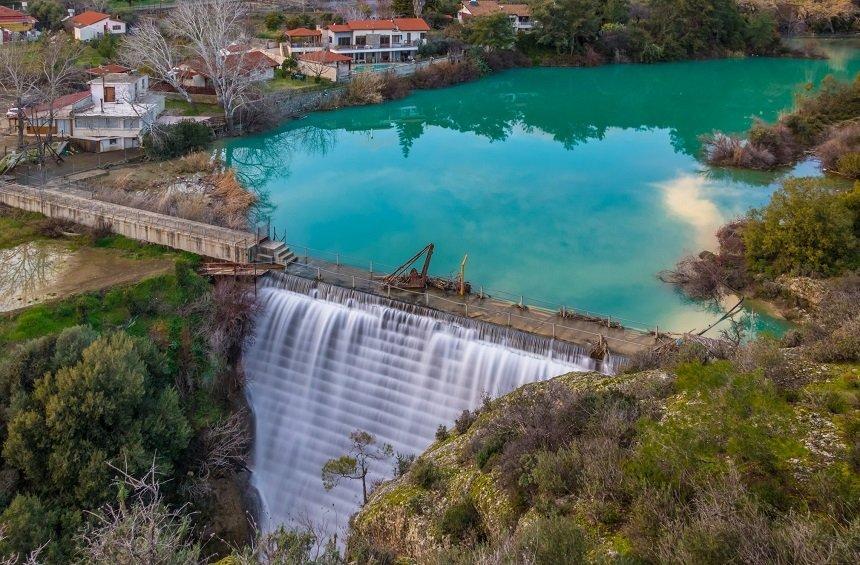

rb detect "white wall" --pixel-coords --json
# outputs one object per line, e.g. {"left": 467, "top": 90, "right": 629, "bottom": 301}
{"left": 74, "top": 19, "right": 126, "bottom": 41}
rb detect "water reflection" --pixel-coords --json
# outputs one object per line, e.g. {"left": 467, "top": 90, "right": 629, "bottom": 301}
{"left": 0, "top": 242, "right": 69, "bottom": 312}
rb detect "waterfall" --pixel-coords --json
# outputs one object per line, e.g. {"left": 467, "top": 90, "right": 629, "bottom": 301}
{"left": 243, "top": 272, "right": 614, "bottom": 538}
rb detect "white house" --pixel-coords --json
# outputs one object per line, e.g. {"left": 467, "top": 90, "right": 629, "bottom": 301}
{"left": 73, "top": 73, "right": 164, "bottom": 152}
{"left": 6, "top": 91, "right": 93, "bottom": 137}
{"left": 457, "top": 1, "right": 533, "bottom": 32}
{"left": 296, "top": 50, "right": 352, "bottom": 82}
{"left": 281, "top": 18, "right": 430, "bottom": 64}
{"left": 67, "top": 10, "right": 126, "bottom": 42}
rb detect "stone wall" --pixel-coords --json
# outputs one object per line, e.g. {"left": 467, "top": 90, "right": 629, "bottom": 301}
{"left": 0, "top": 183, "right": 259, "bottom": 263}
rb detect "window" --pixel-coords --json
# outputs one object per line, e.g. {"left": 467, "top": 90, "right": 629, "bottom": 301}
{"left": 355, "top": 35, "right": 366, "bottom": 46}
{"left": 392, "top": 35, "right": 402, "bottom": 44}
{"left": 108, "top": 138, "right": 117, "bottom": 145}
{"left": 338, "top": 36, "right": 350, "bottom": 46}
{"left": 112, "top": 25, "right": 122, "bottom": 31}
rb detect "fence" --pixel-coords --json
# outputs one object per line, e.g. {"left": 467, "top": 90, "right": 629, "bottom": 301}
{"left": 278, "top": 254, "right": 658, "bottom": 355}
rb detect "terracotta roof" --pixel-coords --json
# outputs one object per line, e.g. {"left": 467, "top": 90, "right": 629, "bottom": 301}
{"left": 460, "top": 1, "right": 531, "bottom": 17}
{"left": 86, "top": 64, "right": 130, "bottom": 76}
{"left": 285, "top": 27, "right": 321, "bottom": 37}
{"left": 298, "top": 50, "right": 352, "bottom": 64}
{"left": 71, "top": 11, "right": 112, "bottom": 27}
{"left": 28, "top": 91, "right": 92, "bottom": 115}
{"left": 327, "top": 18, "right": 430, "bottom": 32}
{"left": 392, "top": 18, "right": 431, "bottom": 31}
{"left": 0, "top": 6, "right": 36, "bottom": 24}
{"left": 181, "top": 51, "right": 278, "bottom": 78}
{"left": 225, "top": 43, "right": 254, "bottom": 53}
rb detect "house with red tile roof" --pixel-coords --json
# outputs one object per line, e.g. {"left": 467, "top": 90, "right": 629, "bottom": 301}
{"left": 280, "top": 18, "right": 431, "bottom": 66}
{"left": 0, "top": 5, "right": 37, "bottom": 44}
{"left": 296, "top": 50, "right": 352, "bottom": 82}
{"left": 457, "top": 1, "right": 533, "bottom": 31}
{"left": 6, "top": 91, "right": 93, "bottom": 137}
{"left": 66, "top": 10, "right": 126, "bottom": 41}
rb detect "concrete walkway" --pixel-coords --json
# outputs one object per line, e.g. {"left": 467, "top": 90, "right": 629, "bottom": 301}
{"left": 0, "top": 182, "right": 264, "bottom": 263}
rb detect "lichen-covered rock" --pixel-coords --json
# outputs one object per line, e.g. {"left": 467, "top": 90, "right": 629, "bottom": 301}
{"left": 347, "top": 369, "right": 667, "bottom": 562}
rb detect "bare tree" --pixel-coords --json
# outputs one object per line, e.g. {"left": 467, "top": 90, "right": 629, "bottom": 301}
{"left": 0, "top": 42, "right": 39, "bottom": 150}
{"left": 168, "top": 0, "right": 264, "bottom": 132}
{"left": 120, "top": 18, "right": 192, "bottom": 103}
{"left": 30, "top": 35, "right": 84, "bottom": 164}
{"left": 77, "top": 461, "right": 202, "bottom": 565}
{"left": 321, "top": 429, "right": 393, "bottom": 504}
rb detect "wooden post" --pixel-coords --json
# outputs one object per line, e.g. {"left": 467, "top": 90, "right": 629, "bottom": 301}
{"left": 352, "top": 275, "right": 355, "bottom": 289}
{"left": 552, "top": 323, "right": 555, "bottom": 338}
{"left": 336, "top": 252, "right": 340, "bottom": 267}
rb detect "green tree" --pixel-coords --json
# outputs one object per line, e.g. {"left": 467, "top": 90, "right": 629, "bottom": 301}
{"left": 264, "top": 11, "right": 285, "bottom": 31}
{"left": 27, "top": 0, "right": 66, "bottom": 31}
{"left": 2, "top": 333, "right": 191, "bottom": 508}
{"left": 643, "top": 0, "right": 747, "bottom": 59}
{"left": 744, "top": 179, "right": 859, "bottom": 277}
{"left": 465, "top": 13, "right": 517, "bottom": 50}
{"left": 392, "top": 0, "right": 416, "bottom": 17}
{"left": 322, "top": 430, "right": 393, "bottom": 504}
{"left": 532, "top": 0, "right": 602, "bottom": 54}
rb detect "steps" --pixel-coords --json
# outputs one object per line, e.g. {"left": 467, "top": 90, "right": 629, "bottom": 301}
{"left": 255, "top": 238, "right": 297, "bottom": 266}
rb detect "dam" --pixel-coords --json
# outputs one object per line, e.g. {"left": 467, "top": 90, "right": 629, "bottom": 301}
{"left": 243, "top": 272, "right": 617, "bottom": 536}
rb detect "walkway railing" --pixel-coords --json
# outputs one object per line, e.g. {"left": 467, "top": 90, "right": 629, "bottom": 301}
{"left": 280, "top": 256, "right": 658, "bottom": 352}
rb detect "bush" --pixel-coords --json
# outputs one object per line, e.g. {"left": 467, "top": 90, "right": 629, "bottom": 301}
{"left": 744, "top": 178, "right": 858, "bottom": 277}
{"left": 836, "top": 152, "right": 860, "bottom": 179}
{"left": 454, "top": 409, "right": 476, "bottom": 434}
{"left": 732, "top": 337, "right": 800, "bottom": 389}
{"left": 341, "top": 73, "right": 384, "bottom": 106}
{"left": 514, "top": 515, "right": 591, "bottom": 564}
{"left": 807, "top": 315, "right": 860, "bottom": 362}
{"left": 410, "top": 459, "right": 441, "bottom": 490}
{"left": 435, "top": 425, "right": 449, "bottom": 441}
{"left": 143, "top": 121, "right": 213, "bottom": 160}
{"left": 439, "top": 498, "right": 482, "bottom": 541}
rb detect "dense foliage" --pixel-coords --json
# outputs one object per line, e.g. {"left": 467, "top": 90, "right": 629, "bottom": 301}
{"left": 525, "top": 0, "right": 784, "bottom": 63}
{"left": 0, "top": 254, "right": 253, "bottom": 562}
{"left": 744, "top": 178, "right": 859, "bottom": 277}
{"left": 142, "top": 121, "right": 214, "bottom": 160}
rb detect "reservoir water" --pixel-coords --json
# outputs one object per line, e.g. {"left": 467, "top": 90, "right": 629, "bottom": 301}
{"left": 226, "top": 39, "right": 860, "bottom": 334}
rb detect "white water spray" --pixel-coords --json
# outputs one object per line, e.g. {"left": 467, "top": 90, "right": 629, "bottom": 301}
{"left": 243, "top": 273, "right": 612, "bottom": 537}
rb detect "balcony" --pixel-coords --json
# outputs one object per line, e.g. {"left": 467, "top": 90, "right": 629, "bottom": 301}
{"left": 330, "top": 41, "right": 422, "bottom": 52}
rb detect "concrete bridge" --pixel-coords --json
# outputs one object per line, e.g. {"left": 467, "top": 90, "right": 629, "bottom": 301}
{"left": 0, "top": 182, "right": 266, "bottom": 263}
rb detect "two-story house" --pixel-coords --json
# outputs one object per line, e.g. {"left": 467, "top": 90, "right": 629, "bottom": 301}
{"left": 281, "top": 18, "right": 430, "bottom": 64}
{"left": 72, "top": 73, "right": 164, "bottom": 152}
{"left": 66, "top": 10, "right": 126, "bottom": 41}
{"left": 457, "top": 1, "right": 533, "bottom": 32}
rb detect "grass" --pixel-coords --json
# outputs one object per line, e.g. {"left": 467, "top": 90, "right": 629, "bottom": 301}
{"left": 165, "top": 99, "right": 223, "bottom": 117}
{"left": 265, "top": 76, "right": 334, "bottom": 93}
{"left": 74, "top": 45, "right": 106, "bottom": 68}
{"left": 0, "top": 208, "right": 46, "bottom": 249}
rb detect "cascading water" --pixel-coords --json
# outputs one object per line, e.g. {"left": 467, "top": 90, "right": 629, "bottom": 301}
{"left": 243, "top": 272, "right": 617, "bottom": 537}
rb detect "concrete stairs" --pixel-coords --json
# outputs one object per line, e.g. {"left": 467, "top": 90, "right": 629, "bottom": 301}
{"left": 255, "top": 238, "right": 297, "bottom": 266}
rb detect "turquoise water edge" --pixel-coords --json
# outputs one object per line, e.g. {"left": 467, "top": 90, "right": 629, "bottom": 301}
{"left": 224, "top": 39, "right": 860, "bottom": 334}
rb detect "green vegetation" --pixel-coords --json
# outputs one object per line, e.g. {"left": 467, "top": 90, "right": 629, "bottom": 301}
{"left": 27, "top": 0, "right": 66, "bottom": 31}
{"left": 0, "top": 207, "right": 48, "bottom": 249}
{"left": 745, "top": 178, "right": 859, "bottom": 277}
{"left": 349, "top": 351, "right": 860, "bottom": 562}
{"left": 142, "top": 121, "right": 214, "bottom": 160}
{"left": 165, "top": 98, "right": 224, "bottom": 117}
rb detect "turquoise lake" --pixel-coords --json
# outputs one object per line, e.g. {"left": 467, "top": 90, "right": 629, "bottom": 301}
{"left": 223, "top": 39, "right": 860, "bottom": 333}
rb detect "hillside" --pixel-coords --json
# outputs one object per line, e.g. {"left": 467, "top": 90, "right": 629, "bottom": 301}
{"left": 348, "top": 358, "right": 859, "bottom": 563}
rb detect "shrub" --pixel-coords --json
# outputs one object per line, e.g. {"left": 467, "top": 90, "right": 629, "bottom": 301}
{"left": 744, "top": 178, "right": 858, "bottom": 277}
{"left": 836, "top": 152, "right": 860, "bottom": 179}
{"left": 435, "top": 425, "right": 449, "bottom": 441}
{"left": 52, "top": 325, "right": 98, "bottom": 370}
{"left": 439, "top": 498, "right": 482, "bottom": 541}
{"left": 733, "top": 337, "right": 804, "bottom": 390}
{"left": 514, "top": 515, "right": 591, "bottom": 565}
{"left": 807, "top": 315, "right": 860, "bottom": 362}
{"left": 454, "top": 409, "right": 476, "bottom": 434}
{"left": 815, "top": 122, "right": 860, "bottom": 171}
{"left": 410, "top": 458, "right": 441, "bottom": 490}
{"left": 393, "top": 453, "right": 415, "bottom": 477}
{"left": 143, "top": 121, "right": 213, "bottom": 160}
{"left": 0, "top": 335, "right": 57, "bottom": 403}
{"left": 342, "top": 73, "right": 384, "bottom": 106}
